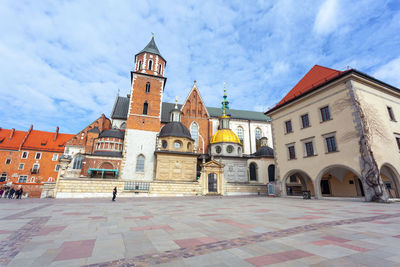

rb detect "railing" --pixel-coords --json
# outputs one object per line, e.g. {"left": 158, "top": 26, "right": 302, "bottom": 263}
{"left": 124, "top": 181, "right": 150, "bottom": 192}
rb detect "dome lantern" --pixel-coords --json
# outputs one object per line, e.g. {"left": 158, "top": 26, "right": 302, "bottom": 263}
{"left": 170, "top": 96, "right": 181, "bottom": 122}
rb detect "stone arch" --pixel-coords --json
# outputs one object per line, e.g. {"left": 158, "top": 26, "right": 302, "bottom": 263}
{"left": 315, "top": 164, "right": 364, "bottom": 199}
{"left": 268, "top": 164, "right": 275, "bottom": 182}
{"left": 249, "top": 162, "right": 258, "bottom": 181}
{"left": 380, "top": 163, "right": 400, "bottom": 198}
{"left": 99, "top": 162, "right": 114, "bottom": 170}
{"left": 282, "top": 169, "right": 314, "bottom": 197}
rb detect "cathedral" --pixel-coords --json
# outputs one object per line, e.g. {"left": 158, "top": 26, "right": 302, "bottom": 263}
{"left": 52, "top": 37, "right": 275, "bottom": 198}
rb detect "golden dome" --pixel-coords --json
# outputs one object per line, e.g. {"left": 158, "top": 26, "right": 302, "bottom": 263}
{"left": 210, "top": 129, "right": 241, "bottom": 144}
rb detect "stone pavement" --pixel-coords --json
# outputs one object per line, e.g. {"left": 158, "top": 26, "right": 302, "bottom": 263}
{"left": 0, "top": 196, "right": 400, "bottom": 266}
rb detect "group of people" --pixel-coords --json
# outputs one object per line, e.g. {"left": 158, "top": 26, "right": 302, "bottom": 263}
{"left": 0, "top": 186, "right": 24, "bottom": 199}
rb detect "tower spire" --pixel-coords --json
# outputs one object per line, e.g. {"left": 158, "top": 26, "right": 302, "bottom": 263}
{"left": 221, "top": 82, "right": 229, "bottom": 116}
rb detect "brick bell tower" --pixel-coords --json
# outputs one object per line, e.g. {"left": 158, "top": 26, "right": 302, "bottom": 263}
{"left": 121, "top": 36, "right": 167, "bottom": 181}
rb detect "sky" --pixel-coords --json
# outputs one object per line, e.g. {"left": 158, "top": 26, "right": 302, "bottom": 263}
{"left": 1, "top": 0, "right": 400, "bottom": 133}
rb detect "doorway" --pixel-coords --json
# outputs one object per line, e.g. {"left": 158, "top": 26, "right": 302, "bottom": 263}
{"left": 208, "top": 173, "right": 218, "bottom": 193}
{"left": 321, "top": 179, "right": 331, "bottom": 195}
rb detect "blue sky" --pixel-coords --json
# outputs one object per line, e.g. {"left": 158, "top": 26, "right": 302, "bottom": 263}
{"left": 1, "top": 0, "right": 399, "bottom": 133}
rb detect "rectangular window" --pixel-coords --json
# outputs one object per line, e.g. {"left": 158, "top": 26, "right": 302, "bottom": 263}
{"left": 320, "top": 106, "right": 331, "bottom": 122}
{"left": 35, "top": 152, "right": 41, "bottom": 160}
{"left": 21, "top": 151, "right": 28, "bottom": 159}
{"left": 285, "top": 120, "right": 293, "bottom": 133}
{"left": 52, "top": 154, "right": 58, "bottom": 161}
{"left": 305, "top": 142, "right": 314, "bottom": 156}
{"left": 55, "top": 164, "right": 60, "bottom": 171}
{"left": 18, "top": 175, "right": 28, "bottom": 183}
{"left": 301, "top": 114, "right": 310, "bottom": 128}
{"left": 288, "top": 145, "right": 296, "bottom": 159}
{"left": 18, "top": 163, "right": 24, "bottom": 170}
{"left": 326, "top": 136, "right": 337, "bottom": 152}
{"left": 31, "top": 164, "right": 39, "bottom": 174}
{"left": 0, "top": 173, "right": 7, "bottom": 182}
{"left": 5, "top": 158, "right": 11, "bottom": 164}
{"left": 387, "top": 106, "right": 396, "bottom": 121}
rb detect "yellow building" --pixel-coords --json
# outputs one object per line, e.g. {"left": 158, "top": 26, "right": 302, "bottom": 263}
{"left": 266, "top": 65, "right": 400, "bottom": 201}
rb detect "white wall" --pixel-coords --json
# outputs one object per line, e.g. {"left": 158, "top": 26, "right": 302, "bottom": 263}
{"left": 120, "top": 129, "right": 157, "bottom": 181}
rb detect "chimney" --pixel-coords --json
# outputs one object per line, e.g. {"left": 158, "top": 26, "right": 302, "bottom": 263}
{"left": 54, "top": 126, "right": 59, "bottom": 141}
{"left": 9, "top": 128, "right": 15, "bottom": 139}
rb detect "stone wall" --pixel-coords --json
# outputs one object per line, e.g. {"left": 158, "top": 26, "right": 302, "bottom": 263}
{"left": 55, "top": 178, "right": 201, "bottom": 198}
{"left": 225, "top": 182, "right": 268, "bottom": 196}
{"left": 155, "top": 153, "right": 197, "bottom": 182}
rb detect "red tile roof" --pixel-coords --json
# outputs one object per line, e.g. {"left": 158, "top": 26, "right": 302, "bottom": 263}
{"left": 0, "top": 128, "right": 74, "bottom": 152}
{"left": 22, "top": 130, "right": 74, "bottom": 152}
{"left": 272, "top": 65, "right": 347, "bottom": 111}
{"left": 0, "top": 129, "right": 26, "bottom": 150}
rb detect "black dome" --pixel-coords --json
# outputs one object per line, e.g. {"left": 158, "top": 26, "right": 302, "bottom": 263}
{"left": 159, "top": 122, "right": 192, "bottom": 140}
{"left": 99, "top": 129, "right": 125, "bottom": 139}
{"left": 254, "top": 146, "right": 274, "bottom": 157}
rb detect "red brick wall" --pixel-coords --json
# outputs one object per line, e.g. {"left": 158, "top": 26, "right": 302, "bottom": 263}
{"left": 181, "top": 87, "right": 211, "bottom": 153}
{"left": 135, "top": 53, "right": 166, "bottom": 76}
{"left": 127, "top": 74, "right": 165, "bottom": 132}
{"left": 0, "top": 149, "right": 61, "bottom": 183}
{"left": 81, "top": 157, "right": 122, "bottom": 176}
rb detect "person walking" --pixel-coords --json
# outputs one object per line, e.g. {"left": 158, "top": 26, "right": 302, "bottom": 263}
{"left": 112, "top": 187, "right": 117, "bottom": 201}
{"left": 8, "top": 187, "right": 15, "bottom": 199}
{"left": 18, "top": 187, "right": 23, "bottom": 199}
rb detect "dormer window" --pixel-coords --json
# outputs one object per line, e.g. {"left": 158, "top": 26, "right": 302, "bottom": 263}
{"left": 148, "top": 60, "right": 153, "bottom": 70}
{"left": 145, "top": 82, "right": 151, "bottom": 93}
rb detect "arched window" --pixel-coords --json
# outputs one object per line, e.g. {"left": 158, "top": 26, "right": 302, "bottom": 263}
{"left": 190, "top": 122, "right": 199, "bottom": 145}
{"left": 249, "top": 163, "right": 257, "bottom": 181}
{"left": 236, "top": 126, "right": 244, "bottom": 142}
{"left": 120, "top": 122, "right": 126, "bottom": 130}
{"left": 158, "top": 64, "right": 162, "bottom": 74}
{"left": 143, "top": 102, "right": 148, "bottom": 115}
{"left": 145, "top": 82, "right": 150, "bottom": 93}
{"left": 255, "top": 128, "right": 262, "bottom": 150}
{"left": 72, "top": 154, "right": 83, "bottom": 169}
{"left": 148, "top": 60, "right": 153, "bottom": 70}
{"left": 268, "top": 164, "right": 275, "bottom": 182}
{"left": 138, "top": 60, "right": 142, "bottom": 71}
{"left": 136, "top": 155, "right": 145, "bottom": 172}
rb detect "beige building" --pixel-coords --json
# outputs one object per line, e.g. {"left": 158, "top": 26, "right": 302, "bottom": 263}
{"left": 266, "top": 65, "right": 400, "bottom": 201}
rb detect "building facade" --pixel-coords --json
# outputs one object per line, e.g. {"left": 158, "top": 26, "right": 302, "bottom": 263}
{"left": 266, "top": 65, "right": 400, "bottom": 201}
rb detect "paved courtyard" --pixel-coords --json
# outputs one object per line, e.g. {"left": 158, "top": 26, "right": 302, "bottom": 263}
{"left": 0, "top": 196, "right": 400, "bottom": 267}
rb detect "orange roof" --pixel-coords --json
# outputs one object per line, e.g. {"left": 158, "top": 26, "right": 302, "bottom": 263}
{"left": 22, "top": 130, "right": 74, "bottom": 152}
{"left": 273, "top": 65, "right": 346, "bottom": 110}
{"left": 0, "top": 129, "right": 26, "bottom": 150}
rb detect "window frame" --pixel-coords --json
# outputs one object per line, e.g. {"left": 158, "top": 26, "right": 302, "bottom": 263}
{"left": 320, "top": 106, "right": 331, "bottom": 122}
{"left": 142, "top": 102, "right": 148, "bottom": 115}
{"left": 52, "top": 153, "right": 58, "bottom": 161}
{"left": 35, "top": 152, "right": 42, "bottom": 160}
{"left": 396, "top": 136, "right": 400, "bottom": 151}
{"left": 284, "top": 120, "right": 293, "bottom": 134}
{"left": 18, "top": 163, "right": 24, "bottom": 170}
{"left": 18, "top": 175, "right": 28, "bottom": 183}
{"left": 387, "top": 106, "right": 396, "bottom": 121}
{"left": 286, "top": 143, "right": 296, "bottom": 160}
{"left": 300, "top": 113, "right": 310, "bottom": 128}
{"left": 236, "top": 126, "right": 244, "bottom": 141}
{"left": 21, "top": 151, "right": 29, "bottom": 159}
{"left": 148, "top": 60, "right": 153, "bottom": 70}
{"left": 5, "top": 158, "right": 11, "bottom": 165}
{"left": 323, "top": 133, "right": 338, "bottom": 153}
{"left": 55, "top": 164, "right": 60, "bottom": 171}
{"left": 136, "top": 155, "right": 145, "bottom": 172}
{"left": 145, "top": 82, "right": 151, "bottom": 93}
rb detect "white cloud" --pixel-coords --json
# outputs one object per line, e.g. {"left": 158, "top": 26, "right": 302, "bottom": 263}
{"left": 0, "top": 0, "right": 399, "bottom": 133}
{"left": 374, "top": 57, "right": 400, "bottom": 88}
{"left": 313, "top": 0, "right": 339, "bottom": 35}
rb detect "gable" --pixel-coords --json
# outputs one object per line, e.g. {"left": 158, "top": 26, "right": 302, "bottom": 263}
{"left": 181, "top": 84, "right": 210, "bottom": 119}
